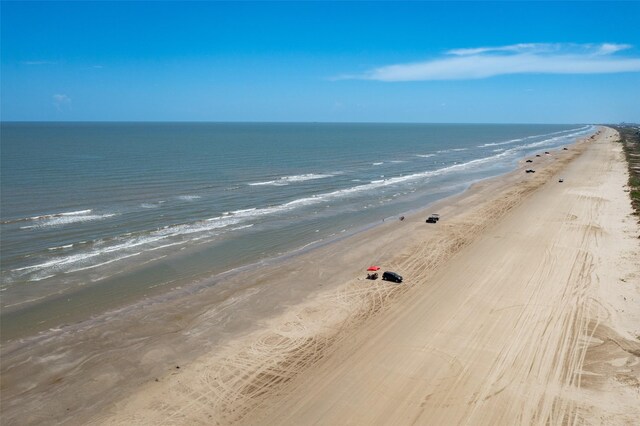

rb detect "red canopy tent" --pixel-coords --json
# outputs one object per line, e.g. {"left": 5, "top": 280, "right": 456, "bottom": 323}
{"left": 367, "top": 266, "right": 380, "bottom": 271}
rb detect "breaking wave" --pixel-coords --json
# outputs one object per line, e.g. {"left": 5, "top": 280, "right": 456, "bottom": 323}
{"left": 249, "top": 173, "right": 334, "bottom": 186}
{"left": 478, "top": 125, "right": 591, "bottom": 148}
{"left": 8, "top": 209, "right": 117, "bottom": 230}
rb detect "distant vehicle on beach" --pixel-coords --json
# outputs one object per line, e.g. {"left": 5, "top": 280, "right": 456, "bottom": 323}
{"left": 559, "top": 178, "right": 564, "bottom": 182}
{"left": 382, "top": 271, "right": 403, "bottom": 283}
{"left": 563, "top": 147, "right": 568, "bottom": 150}
{"left": 426, "top": 214, "right": 440, "bottom": 223}
{"left": 526, "top": 169, "right": 535, "bottom": 173}
{"left": 526, "top": 159, "right": 533, "bottom": 163}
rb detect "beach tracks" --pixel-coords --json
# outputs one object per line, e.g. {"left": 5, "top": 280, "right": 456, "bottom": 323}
{"left": 104, "top": 193, "right": 539, "bottom": 425}
{"left": 100, "top": 129, "right": 639, "bottom": 425}
{"left": 104, "top": 276, "right": 410, "bottom": 425}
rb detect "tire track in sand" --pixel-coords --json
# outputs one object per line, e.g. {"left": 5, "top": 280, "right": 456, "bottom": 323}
{"left": 96, "top": 133, "right": 619, "bottom": 426}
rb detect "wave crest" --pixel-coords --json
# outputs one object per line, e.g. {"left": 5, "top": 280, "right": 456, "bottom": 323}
{"left": 249, "top": 173, "right": 334, "bottom": 186}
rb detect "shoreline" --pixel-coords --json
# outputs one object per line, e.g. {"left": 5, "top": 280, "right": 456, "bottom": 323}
{"left": 99, "top": 125, "right": 639, "bottom": 425}
{"left": 0, "top": 128, "right": 582, "bottom": 344}
{"left": 0, "top": 129, "right": 612, "bottom": 424}
{"left": 0, "top": 177, "right": 476, "bottom": 344}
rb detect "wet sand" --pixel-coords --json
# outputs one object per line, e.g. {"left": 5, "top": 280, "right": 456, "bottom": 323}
{"left": 2, "top": 127, "right": 638, "bottom": 425}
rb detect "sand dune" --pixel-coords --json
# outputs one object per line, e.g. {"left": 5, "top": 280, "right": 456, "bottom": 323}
{"left": 89, "top": 127, "right": 638, "bottom": 425}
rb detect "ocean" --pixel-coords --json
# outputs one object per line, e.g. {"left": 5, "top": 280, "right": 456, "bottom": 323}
{"left": 0, "top": 122, "right": 595, "bottom": 340}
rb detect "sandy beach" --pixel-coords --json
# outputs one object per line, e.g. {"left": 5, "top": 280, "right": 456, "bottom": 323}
{"left": 2, "top": 127, "right": 638, "bottom": 425}
{"left": 3, "top": 2, "right": 639, "bottom": 425}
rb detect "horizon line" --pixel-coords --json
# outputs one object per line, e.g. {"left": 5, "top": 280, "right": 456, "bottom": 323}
{"left": 0, "top": 120, "right": 605, "bottom": 126}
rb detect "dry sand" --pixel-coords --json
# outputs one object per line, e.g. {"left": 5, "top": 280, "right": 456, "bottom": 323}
{"left": 2, "top": 127, "right": 637, "bottom": 425}
{"left": 83, "top": 127, "right": 638, "bottom": 425}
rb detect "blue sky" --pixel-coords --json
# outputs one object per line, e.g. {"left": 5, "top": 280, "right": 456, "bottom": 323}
{"left": 1, "top": 1, "right": 639, "bottom": 123}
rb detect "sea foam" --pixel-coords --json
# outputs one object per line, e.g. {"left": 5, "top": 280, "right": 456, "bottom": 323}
{"left": 19, "top": 212, "right": 116, "bottom": 229}
{"left": 477, "top": 125, "right": 591, "bottom": 148}
{"left": 248, "top": 173, "right": 334, "bottom": 186}
{"left": 2, "top": 209, "right": 93, "bottom": 225}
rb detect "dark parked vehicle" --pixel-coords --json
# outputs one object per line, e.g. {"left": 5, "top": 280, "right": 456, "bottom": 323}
{"left": 526, "top": 169, "right": 536, "bottom": 173}
{"left": 426, "top": 214, "right": 440, "bottom": 223}
{"left": 382, "top": 271, "right": 403, "bottom": 283}
{"left": 526, "top": 159, "right": 533, "bottom": 163}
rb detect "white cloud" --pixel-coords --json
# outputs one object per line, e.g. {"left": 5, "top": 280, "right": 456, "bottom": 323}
{"left": 52, "top": 94, "right": 71, "bottom": 111}
{"left": 22, "top": 61, "right": 56, "bottom": 65}
{"left": 339, "top": 43, "right": 640, "bottom": 81}
{"left": 447, "top": 43, "right": 558, "bottom": 56}
{"left": 595, "top": 43, "right": 632, "bottom": 55}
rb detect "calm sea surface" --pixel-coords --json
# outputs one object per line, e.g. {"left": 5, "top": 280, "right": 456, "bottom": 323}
{"left": 0, "top": 122, "right": 594, "bottom": 339}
